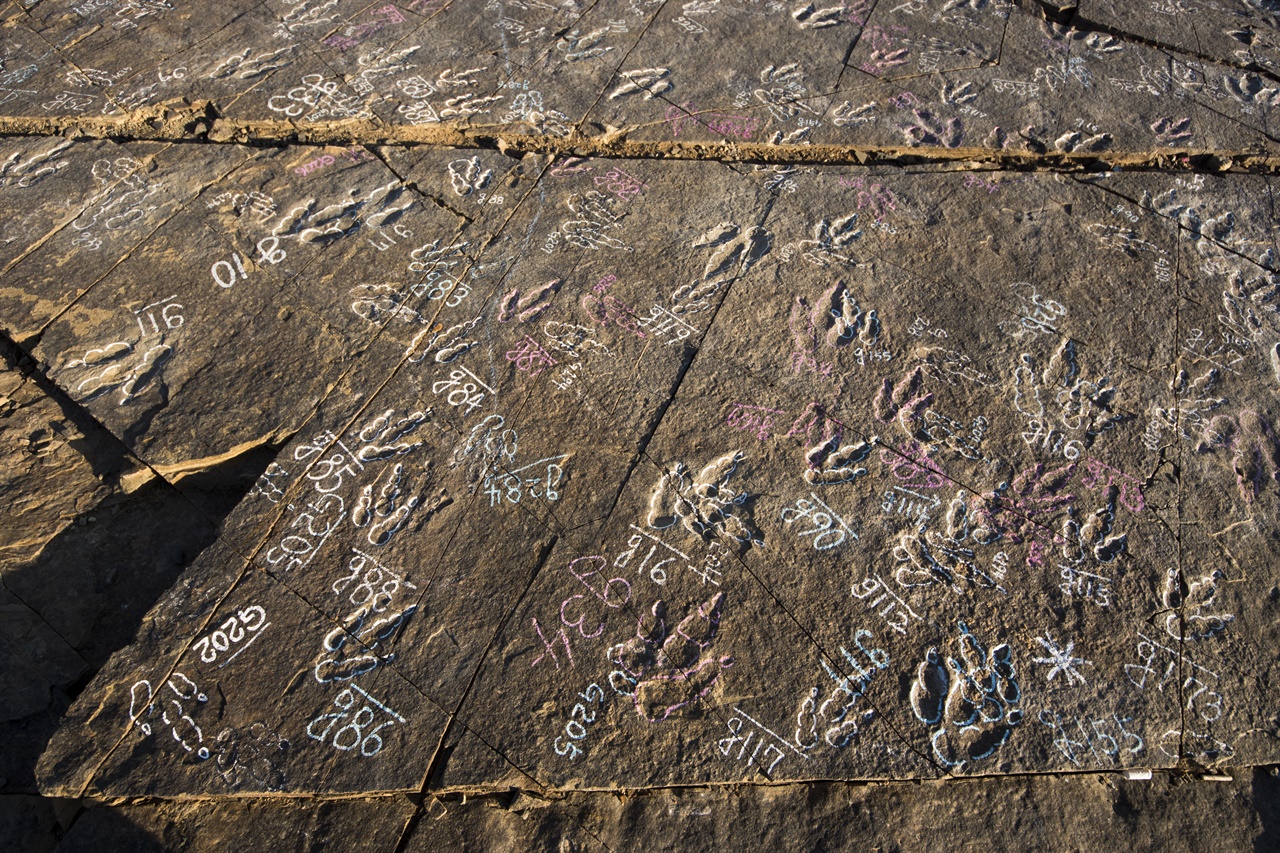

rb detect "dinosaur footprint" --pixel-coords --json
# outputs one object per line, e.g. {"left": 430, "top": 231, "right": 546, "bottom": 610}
{"left": 790, "top": 216, "right": 862, "bottom": 267}
{"left": 694, "top": 222, "right": 774, "bottom": 281}
{"left": 792, "top": 3, "right": 845, "bottom": 28}
{"left": 609, "top": 67, "right": 672, "bottom": 100}
{"left": 1162, "top": 568, "right": 1234, "bottom": 641}
{"left": 910, "top": 621, "right": 1022, "bottom": 769}
{"left": 831, "top": 100, "right": 877, "bottom": 126}
{"left": 447, "top": 157, "right": 493, "bottom": 197}
{"left": 352, "top": 463, "right": 436, "bottom": 545}
{"left": 804, "top": 431, "right": 875, "bottom": 484}
{"left": 356, "top": 408, "right": 430, "bottom": 462}
{"left": 874, "top": 366, "right": 934, "bottom": 437}
{"left": 1060, "top": 484, "right": 1127, "bottom": 564}
{"left": 414, "top": 315, "right": 481, "bottom": 363}
{"left": 794, "top": 632, "right": 889, "bottom": 751}
{"left": 900, "top": 109, "right": 963, "bottom": 148}
{"left": 349, "top": 283, "right": 423, "bottom": 325}
{"left": 608, "top": 593, "right": 733, "bottom": 722}
{"left": 67, "top": 340, "right": 172, "bottom": 405}
{"left": 120, "top": 345, "right": 172, "bottom": 402}
{"left": 498, "top": 278, "right": 562, "bottom": 323}
{"left": 986, "top": 461, "right": 1078, "bottom": 547}
{"left": 1042, "top": 339, "right": 1078, "bottom": 389}
{"left": 557, "top": 27, "right": 614, "bottom": 61}
{"left": 672, "top": 222, "right": 773, "bottom": 312}
{"left": 812, "top": 281, "right": 878, "bottom": 346}
{"left": 363, "top": 182, "right": 414, "bottom": 229}
{"left": 1054, "top": 131, "right": 1113, "bottom": 152}
{"left": 275, "top": 196, "right": 361, "bottom": 245}
{"left": 1196, "top": 409, "right": 1280, "bottom": 503}
{"left": 646, "top": 451, "right": 760, "bottom": 544}
{"left": 892, "top": 529, "right": 998, "bottom": 593}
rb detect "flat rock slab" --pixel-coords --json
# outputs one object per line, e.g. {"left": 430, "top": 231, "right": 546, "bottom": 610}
{"left": 17, "top": 153, "right": 1278, "bottom": 800}
{"left": 3, "top": 1, "right": 1280, "bottom": 157}
{"left": 1, "top": 0, "right": 1279, "bottom": 847}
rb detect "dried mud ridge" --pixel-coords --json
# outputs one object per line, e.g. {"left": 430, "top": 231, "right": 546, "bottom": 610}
{"left": 3, "top": 105, "right": 1280, "bottom": 173}
{"left": 4, "top": 0, "right": 1280, "bottom": 171}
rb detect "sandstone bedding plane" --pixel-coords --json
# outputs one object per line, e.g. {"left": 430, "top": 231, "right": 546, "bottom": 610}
{"left": 1, "top": 0, "right": 1279, "bottom": 849}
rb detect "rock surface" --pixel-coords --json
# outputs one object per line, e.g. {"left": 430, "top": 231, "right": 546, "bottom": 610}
{"left": 0, "top": 0, "right": 1278, "bottom": 848}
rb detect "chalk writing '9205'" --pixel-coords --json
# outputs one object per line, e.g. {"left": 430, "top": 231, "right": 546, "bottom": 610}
{"left": 554, "top": 683, "right": 605, "bottom": 760}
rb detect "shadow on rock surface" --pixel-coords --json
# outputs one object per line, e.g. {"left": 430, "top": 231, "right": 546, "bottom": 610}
{"left": 0, "top": 794, "right": 62, "bottom": 853}
{"left": 1, "top": 326, "right": 282, "bottom": 800}
{"left": 0, "top": 479, "right": 228, "bottom": 794}
{"left": 55, "top": 805, "right": 168, "bottom": 853}
{"left": 55, "top": 797, "right": 415, "bottom": 852}
{"left": 1254, "top": 766, "right": 1280, "bottom": 853}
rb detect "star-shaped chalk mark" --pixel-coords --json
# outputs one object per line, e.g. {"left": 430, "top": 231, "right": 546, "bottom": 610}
{"left": 1032, "top": 634, "right": 1092, "bottom": 686}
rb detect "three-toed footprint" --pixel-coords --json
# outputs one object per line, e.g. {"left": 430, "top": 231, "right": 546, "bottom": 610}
{"left": 910, "top": 620, "right": 1022, "bottom": 769}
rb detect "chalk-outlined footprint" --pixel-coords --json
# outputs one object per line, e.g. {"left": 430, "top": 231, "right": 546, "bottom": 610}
{"left": 557, "top": 27, "right": 614, "bottom": 61}
{"left": 274, "top": 182, "right": 412, "bottom": 245}
{"left": 983, "top": 460, "right": 1078, "bottom": 546}
{"left": 1059, "top": 484, "right": 1127, "bottom": 564}
{"left": 349, "top": 283, "right": 423, "bottom": 325}
{"left": 607, "top": 593, "right": 733, "bottom": 722}
{"left": 793, "top": 217, "right": 863, "bottom": 267}
{"left": 646, "top": 450, "right": 760, "bottom": 544}
{"left": 794, "top": 630, "right": 887, "bottom": 751}
{"left": 792, "top": 2, "right": 844, "bottom": 28}
{"left": 351, "top": 463, "right": 447, "bottom": 546}
{"left": 874, "top": 366, "right": 933, "bottom": 437}
{"left": 274, "top": 196, "right": 361, "bottom": 245}
{"left": 1162, "top": 567, "right": 1234, "bottom": 641}
{"left": 447, "top": 156, "right": 493, "bottom": 197}
{"left": 498, "top": 278, "right": 561, "bottom": 323}
{"left": 313, "top": 603, "right": 416, "bottom": 683}
{"left": 0, "top": 138, "right": 72, "bottom": 188}
{"left": 209, "top": 46, "right": 296, "bottom": 80}
{"left": 814, "top": 280, "right": 878, "bottom": 346}
{"left": 561, "top": 190, "right": 630, "bottom": 251}
{"left": 542, "top": 321, "right": 612, "bottom": 360}
{"left": 128, "top": 672, "right": 210, "bottom": 758}
{"left": 66, "top": 340, "right": 172, "bottom": 405}
{"left": 831, "top": 100, "right": 877, "bottom": 126}
{"left": 609, "top": 67, "right": 671, "bottom": 100}
{"left": 755, "top": 63, "right": 816, "bottom": 122}
{"left": 804, "top": 430, "right": 875, "bottom": 485}
{"left": 356, "top": 408, "right": 429, "bottom": 462}
{"left": 910, "top": 621, "right": 1021, "bottom": 770}
{"left": 411, "top": 315, "right": 481, "bottom": 363}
